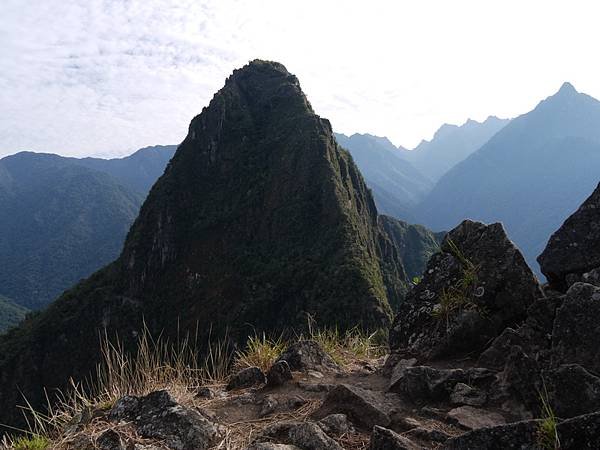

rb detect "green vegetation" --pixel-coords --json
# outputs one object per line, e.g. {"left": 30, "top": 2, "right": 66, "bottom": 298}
{"left": 0, "top": 295, "right": 29, "bottom": 333}
{"left": 234, "top": 333, "right": 286, "bottom": 373}
{"left": 431, "top": 240, "right": 484, "bottom": 328}
{"left": 537, "top": 386, "right": 560, "bottom": 450}
{"left": 9, "top": 435, "right": 50, "bottom": 450}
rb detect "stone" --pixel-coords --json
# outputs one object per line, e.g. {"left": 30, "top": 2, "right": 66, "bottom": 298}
{"left": 267, "top": 360, "right": 293, "bottom": 387}
{"left": 552, "top": 282, "right": 600, "bottom": 372}
{"left": 318, "top": 413, "right": 355, "bottom": 435}
{"left": 442, "top": 419, "right": 538, "bottom": 449}
{"left": 444, "top": 411, "right": 600, "bottom": 449}
{"left": 407, "top": 427, "right": 450, "bottom": 443}
{"left": 450, "top": 383, "right": 487, "bottom": 407}
{"left": 581, "top": 266, "right": 600, "bottom": 287}
{"left": 548, "top": 364, "right": 600, "bottom": 418}
{"left": 538, "top": 182, "right": 600, "bottom": 291}
{"left": 227, "top": 366, "right": 267, "bottom": 391}
{"left": 109, "top": 390, "right": 222, "bottom": 450}
{"left": 390, "top": 366, "right": 494, "bottom": 403}
{"left": 260, "top": 421, "right": 342, "bottom": 450}
{"left": 276, "top": 340, "right": 340, "bottom": 372}
{"left": 313, "top": 384, "right": 390, "bottom": 429}
{"left": 497, "top": 346, "right": 543, "bottom": 411}
{"left": 195, "top": 386, "right": 215, "bottom": 399}
{"left": 446, "top": 406, "right": 506, "bottom": 430}
{"left": 390, "top": 220, "right": 541, "bottom": 361}
{"left": 287, "top": 422, "right": 342, "bottom": 450}
{"left": 368, "top": 425, "right": 420, "bottom": 450}
{"left": 388, "top": 358, "right": 417, "bottom": 389}
{"left": 246, "top": 444, "right": 302, "bottom": 450}
{"left": 260, "top": 394, "right": 279, "bottom": 417}
{"left": 97, "top": 430, "right": 126, "bottom": 450}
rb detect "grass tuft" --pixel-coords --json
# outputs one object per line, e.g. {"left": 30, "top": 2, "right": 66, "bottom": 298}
{"left": 9, "top": 435, "right": 50, "bottom": 450}
{"left": 234, "top": 333, "right": 286, "bottom": 373}
{"left": 537, "top": 385, "right": 560, "bottom": 450}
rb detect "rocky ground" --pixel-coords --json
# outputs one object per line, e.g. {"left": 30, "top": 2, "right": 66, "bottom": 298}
{"left": 8, "top": 184, "right": 600, "bottom": 450}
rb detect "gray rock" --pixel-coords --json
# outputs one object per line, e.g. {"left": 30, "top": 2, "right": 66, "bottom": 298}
{"left": 390, "top": 220, "right": 541, "bottom": 360}
{"left": 443, "top": 411, "right": 600, "bottom": 449}
{"left": 318, "top": 413, "right": 355, "bottom": 435}
{"left": 267, "top": 360, "right": 293, "bottom": 387}
{"left": 97, "top": 430, "right": 125, "bottom": 450}
{"left": 246, "top": 444, "right": 302, "bottom": 450}
{"left": 388, "top": 358, "right": 417, "bottom": 389}
{"left": 195, "top": 386, "right": 215, "bottom": 399}
{"left": 538, "top": 182, "right": 600, "bottom": 291}
{"left": 260, "top": 421, "right": 342, "bottom": 450}
{"left": 227, "top": 366, "right": 267, "bottom": 390}
{"left": 312, "top": 384, "right": 390, "bottom": 429}
{"left": 390, "top": 365, "right": 494, "bottom": 403}
{"left": 450, "top": 383, "right": 487, "bottom": 407}
{"left": 109, "top": 390, "right": 222, "bottom": 450}
{"left": 442, "top": 419, "right": 538, "bottom": 449}
{"left": 287, "top": 422, "right": 342, "bottom": 450}
{"left": 369, "top": 425, "right": 420, "bottom": 450}
{"left": 552, "top": 282, "right": 600, "bottom": 373}
{"left": 276, "top": 340, "right": 340, "bottom": 372}
{"left": 260, "top": 394, "right": 279, "bottom": 417}
{"left": 548, "top": 364, "right": 600, "bottom": 418}
{"left": 446, "top": 406, "right": 506, "bottom": 430}
{"left": 581, "top": 267, "right": 600, "bottom": 287}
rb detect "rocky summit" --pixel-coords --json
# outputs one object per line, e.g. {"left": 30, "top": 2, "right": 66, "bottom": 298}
{"left": 389, "top": 219, "right": 541, "bottom": 361}
{"left": 538, "top": 181, "right": 600, "bottom": 291}
{"left": 0, "top": 60, "right": 412, "bottom": 427}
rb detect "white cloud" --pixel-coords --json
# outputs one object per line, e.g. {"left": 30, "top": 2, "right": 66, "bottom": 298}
{"left": 1, "top": 0, "right": 600, "bottom": 157}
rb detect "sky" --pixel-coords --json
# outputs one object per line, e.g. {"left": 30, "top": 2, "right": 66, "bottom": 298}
{"left": 1, "top": 0, "right": 600, "bottom": 158}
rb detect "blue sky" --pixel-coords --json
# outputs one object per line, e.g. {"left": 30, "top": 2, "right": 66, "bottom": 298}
{"left": 1, "top": 0, "right": 599, "bottom": 158}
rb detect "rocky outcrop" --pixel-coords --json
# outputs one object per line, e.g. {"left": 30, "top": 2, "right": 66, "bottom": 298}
{"left": 390, "top": 220, "right": 541, "bottom": 360}
{"left": 109, "top": 390, "right": 223, "bottom": 450}
{"left": 538, "top": 182, "right": 600, "bottom": 291}
{"left": 276, "top": 340, "right": 340, "bottom": 373}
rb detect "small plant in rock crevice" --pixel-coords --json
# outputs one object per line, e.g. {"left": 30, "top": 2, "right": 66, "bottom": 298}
{"left": 536, "top": 385, "right": 560, "bottom": 450}
{"left": 430, "top": 239, "right": 486, "bottom": 330}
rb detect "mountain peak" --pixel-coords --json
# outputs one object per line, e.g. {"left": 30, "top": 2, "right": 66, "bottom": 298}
{"left": 556, "top": 81, "right": 578, "bottom": 96}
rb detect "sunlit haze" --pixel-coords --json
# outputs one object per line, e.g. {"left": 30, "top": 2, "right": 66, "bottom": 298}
{"left": 1, "top": 0, "right": 599, "bottom": 158}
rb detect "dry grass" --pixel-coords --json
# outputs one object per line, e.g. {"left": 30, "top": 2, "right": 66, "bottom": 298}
{"left": 4, "top": 323, "right": 386, "bottom": 449}
{"left": 233, "top": 333, "right": 286, "bottom": 373}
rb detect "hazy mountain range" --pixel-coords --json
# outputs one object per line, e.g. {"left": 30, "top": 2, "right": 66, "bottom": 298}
{"left": 414, "top": 82, "right": 600, "bottom": 273}
{"left": 0, "top": 146, "right": 176, "bottom": 312}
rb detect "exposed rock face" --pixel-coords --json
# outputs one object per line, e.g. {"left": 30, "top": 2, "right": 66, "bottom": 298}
{"left": 552, "top": 282, "right": 600, "bottom": 372}
{"left": 538, "top": 182, "right": 600, "bottom": 291}
{"left": 276, "top": 340, "right": 340, "bottom": 373}
{"left": 109, "top": 390, "right": 223, "bottom": 450}
{"left": 227, "top": 367, "right": 267, "bottom": 391}
{"left": 390, "top": 220, "right": 541, "bottom": 360}
{"left": 0, "top": 60, "right": 410, "bottom": 426}
{"left": 368, "top": 425, "right": 420, "bottom": 450}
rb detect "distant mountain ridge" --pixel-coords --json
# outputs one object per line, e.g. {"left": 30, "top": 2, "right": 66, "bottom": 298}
{"left": 414, "top": 82, "right": 600, "bottom": 275}
{"left": 0, "top": 295, "right": 28, "bottom": 333}
{"left": 0, "top": 145, "right": 175, "bottom": 310}
{"left": 405, "top": 116, "right": 510, "bottom": 181}
{"left": 335, "top": 133, "right": 432, "bottom": 221}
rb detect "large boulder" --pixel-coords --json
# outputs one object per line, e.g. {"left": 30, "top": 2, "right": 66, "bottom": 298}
{"left": 276, "top": 340, "right": 339, "bottom": 372}
{"left": 109, "top": 390, "right": 223, "bottom": 450}
{"left": 390, "top": 220, "right": 541, "bottom": 360}
{"left": 538, "top": 182, "right": 600, "bottom": 291}
{"left": 552, "top": 282, "right": 600, "bottom": 373}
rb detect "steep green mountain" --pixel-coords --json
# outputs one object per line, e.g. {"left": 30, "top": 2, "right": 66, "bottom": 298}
{"left": 0, "top": 60, "right": 410, "bottom": 426}
{"left": 0, "top": 147, "right": 175, "bottom": 309}
{"left": 414, "top": 83, "right": 600, "bottom": 274}
{"left": 0, "top": 295, "right": 28, "bottom": 333}
{"left": 335, "top": 133, "right": 432, "bottom": 221}
{"left": 378, "top": 216, "right": 444, "bottom": 280}
{"left": 406, "top": 116, "right": 509, "bottom": 181}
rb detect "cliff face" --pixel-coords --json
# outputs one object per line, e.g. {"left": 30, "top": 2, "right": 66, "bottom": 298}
{"left": 0, "top": 60, "right": 407, "bottom": 426}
